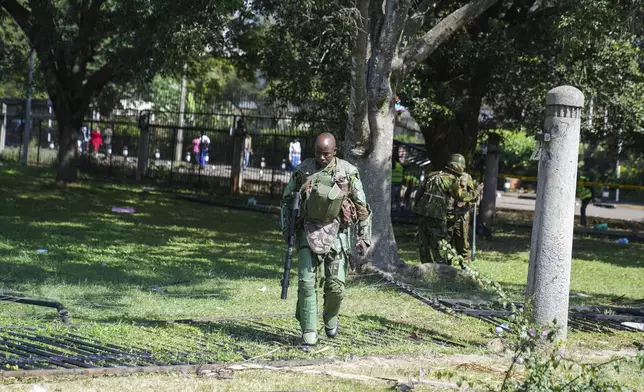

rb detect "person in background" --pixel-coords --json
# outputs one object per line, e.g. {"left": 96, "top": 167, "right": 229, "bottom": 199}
{"left": 576, "top": 173, "right": 594, "bottom": 226}
{"left": 191, "top": 137, "right": 200, "bottom": 165}
{"left": 243, "top": 133, "right": 252, "bottom": 169}
{"left": 199, "top": 134, "right": 211, "bottom": 168}
{"left": 413, "top": 154, "right": 480, "bottom": 266}
{"left": 90, "top": 127, "right": 102, "bottom": 154}
{"left": 391, "top": 147, "right": 404, "bottom": 212}
{"left": 448, "top": 168, "right": 481, "bottom": 265}
{"left": 103, "top": 125, "right": 113, "bottom": 155}
{"left": 403, "top": 171, "right": 420, "bottom": 211}
{"left": 394, "top": 96, "right": 406, "bottom": 114}
{"left": 78, "top": 126, "right": 90, "bottom": 154}
{"left": 289, "top": 138, "right": 302, "bottom": 170}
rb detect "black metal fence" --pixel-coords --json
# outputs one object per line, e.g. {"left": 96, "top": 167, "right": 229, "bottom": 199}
{"left": 0, "top": 107, "right": 429, "bottom": 204}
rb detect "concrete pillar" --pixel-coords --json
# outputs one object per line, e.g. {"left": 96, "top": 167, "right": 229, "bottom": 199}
{"left": 0, "top": 103, "right": 7, "bottom": 152}
{"left": 526, "top": 86, "right": 584, "bottom": 340}
{"left": 480, "top": 133, "right": 501, "bottom": 228}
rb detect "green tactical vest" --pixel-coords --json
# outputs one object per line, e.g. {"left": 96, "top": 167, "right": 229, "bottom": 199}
{"left": 576, "top": 176, "right": 593, "bottom": 200}
{"left": 412, "top": 171, "right": 455, "bottom": 219}
{"left": 300, "top": 161, "right": 348, "bottom": 223}
{"left": 392, "top": 162, "right": 404, "bottom": 184}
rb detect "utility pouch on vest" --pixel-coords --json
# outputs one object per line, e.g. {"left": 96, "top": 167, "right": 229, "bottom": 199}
{"left": 306, "top": 182, "right": 346, "bottom": 223}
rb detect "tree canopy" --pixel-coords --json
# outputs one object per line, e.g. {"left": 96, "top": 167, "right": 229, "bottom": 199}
{"left": 236, "top": 0, "right": 644, "bottom": 268}
{"left": 0, "top": 0, "right": 242, "bottom": 182}
{"left": 243, "top": 0, "right": 644, "bottom": 166}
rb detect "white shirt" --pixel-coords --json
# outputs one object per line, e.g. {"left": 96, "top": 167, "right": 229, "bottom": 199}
{"left": 289, "top": 141, "right": 301, "bottom": 157}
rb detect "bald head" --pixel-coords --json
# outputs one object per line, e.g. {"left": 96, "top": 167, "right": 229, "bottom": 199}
{"left": 315, "top": 132, "right": 337, "bottom": 167}
{"left": 316, "top": 132, "right": 336, "bottom": 149}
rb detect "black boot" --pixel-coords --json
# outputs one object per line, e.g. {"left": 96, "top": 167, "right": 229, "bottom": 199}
{"left": 323, "top": 313, "right": 339, "bottom": 338}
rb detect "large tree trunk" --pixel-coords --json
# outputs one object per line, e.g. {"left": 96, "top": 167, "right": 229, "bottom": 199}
{"left": 55, "top": 114, "right": 83, "bottom": 184}
{"left": 352, "top": 108, "right": 402, "bottom": 271}
{"left": 346, "top": 0, "right": 501, "bottom": 272}
{"left": 423, "top": 93, "right": 483, "bottom": 170}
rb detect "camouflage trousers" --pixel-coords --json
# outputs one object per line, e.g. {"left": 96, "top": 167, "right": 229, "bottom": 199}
{"left": 447, "top": 213, "right": 471, "bottom": 265}
{"left": 295, "top": 236, "right": 348, "bottom": 335}
{"left": 417, "top": 218, "right": 447, "bottom": 264}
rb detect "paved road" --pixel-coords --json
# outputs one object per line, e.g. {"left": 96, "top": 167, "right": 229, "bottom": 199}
{"left": 496, "top": 194, "right": 644, "bottom": 222}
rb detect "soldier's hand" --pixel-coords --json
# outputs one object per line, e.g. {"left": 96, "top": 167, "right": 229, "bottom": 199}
{"left": 356, "top": 239, "right": 368, "bottom": 257}
{"left": 477, "top": 183, "right": 484, "bottom": 193}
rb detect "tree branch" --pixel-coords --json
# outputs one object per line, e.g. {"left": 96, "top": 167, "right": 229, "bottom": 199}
{"left": 78, "top": 0, "right": 107, "bottom": 69}
{"left": 80, "top": 64, "right": 113, "bottom": 114}
{"left": 400, "top": 0, "right": 500, "bottom": 76}
{"left": 0, "top": 0, "right": 31, "bottom": 35}
{"left": 368, "top": 0, "right": 412, "bottom": 100}
{"left": 80, "top": 0, "right": 107, "bottom": 40}
{"left": 373, "top": 0, "right": 412, "bottom": 77}
{"left": 402, "top": 0, "right": 438, "bottom": 41}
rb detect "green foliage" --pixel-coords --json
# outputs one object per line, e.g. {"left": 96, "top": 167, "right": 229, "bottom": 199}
{"left": 236, "top": 0, "right": 355, "bottom": 126}
{"left": 495, "top": 129, "right": 538, "bottom": 177}
{"left": 398, "top": 0, "right": 644, "bottom": 166}
{"left": 0, "top": 14, "right": 28, "bottom": 97}
{"left": 0, "top": 14, "right": 48, "bottom": 98}
{"left": 0, "top": 164, "right": 642, "bottom": 389}
{"left": 1, "top": 0, "right": 243, "bottom": 112}
{"left": 134, "top": 58, "right": 267, "bottom": 115}
{"left": 436, "top": 239, "right": 644, "bottom": 392}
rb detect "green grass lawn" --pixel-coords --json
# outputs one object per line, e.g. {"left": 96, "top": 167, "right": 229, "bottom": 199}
{"left": 0, "top": 162, "right": 642, "bottom": 390}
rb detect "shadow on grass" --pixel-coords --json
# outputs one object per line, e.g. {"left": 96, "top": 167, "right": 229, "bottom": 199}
{"left": 102, "top": 314, "right": 475, "bottom": 352}
{"left": 396, "top": 218, "right": 644, "bottom": 269}
{"left": 0, "top": 166, "right": 288, "bottom": 291}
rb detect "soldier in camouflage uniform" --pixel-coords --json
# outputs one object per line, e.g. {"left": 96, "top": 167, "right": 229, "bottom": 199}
{"left": 281, "top": 133, "right": 372, "bottom": 346}
{"left": 447, "top": 170, "right": 482, "bottom": 264}
{"left": 413, "top": 154, "right": 479, "bottom": 266}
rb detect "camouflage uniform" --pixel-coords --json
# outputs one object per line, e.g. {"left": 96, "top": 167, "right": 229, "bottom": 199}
{"left": 413, "top": 154, "right": 478, "bottom": 266}
{"left": 281, "top": 157, "right": 371, "bottom": 345}
{"left": 447, "top": 172, "right": 480, "bottom": 263}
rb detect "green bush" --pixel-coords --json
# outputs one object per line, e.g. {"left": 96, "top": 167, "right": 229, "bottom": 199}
{"left": 435, "top": 241, "right": 644, "bottom": 392}
{"left": 495, "top": 129, "right": 539, "bottom": 178}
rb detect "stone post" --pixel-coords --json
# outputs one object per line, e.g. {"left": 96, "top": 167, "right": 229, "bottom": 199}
{"left": 526, "top": 86, "right": 584, "bottom": 340}
{"left": 480, "top": 133, "right": 501, "bottom": 228}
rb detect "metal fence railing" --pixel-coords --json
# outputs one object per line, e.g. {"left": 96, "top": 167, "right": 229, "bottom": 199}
{"left": 0, "top": 105, "right": 432, "bottom": 208}
{"left": 0, "top": 110, "right": 352, "bottom": 199}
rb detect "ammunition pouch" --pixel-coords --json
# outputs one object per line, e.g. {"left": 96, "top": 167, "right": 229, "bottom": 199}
{"left": 305, "top": 181, "right": 346, "bottom": 223}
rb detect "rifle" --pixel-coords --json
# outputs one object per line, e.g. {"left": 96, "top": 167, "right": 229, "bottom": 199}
{"left": 281, "top": 192, "right": 301, "bottom": 300}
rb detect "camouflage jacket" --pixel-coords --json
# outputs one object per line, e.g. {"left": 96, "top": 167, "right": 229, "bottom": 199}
{"left": 414, "top": 169, "right": 479, "bottom": 220}
{"left": 281, "top": 158, "right": 372, "bottom": 246}
{"left": 451, "top": 172, "right": 481, "bottom": 219}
